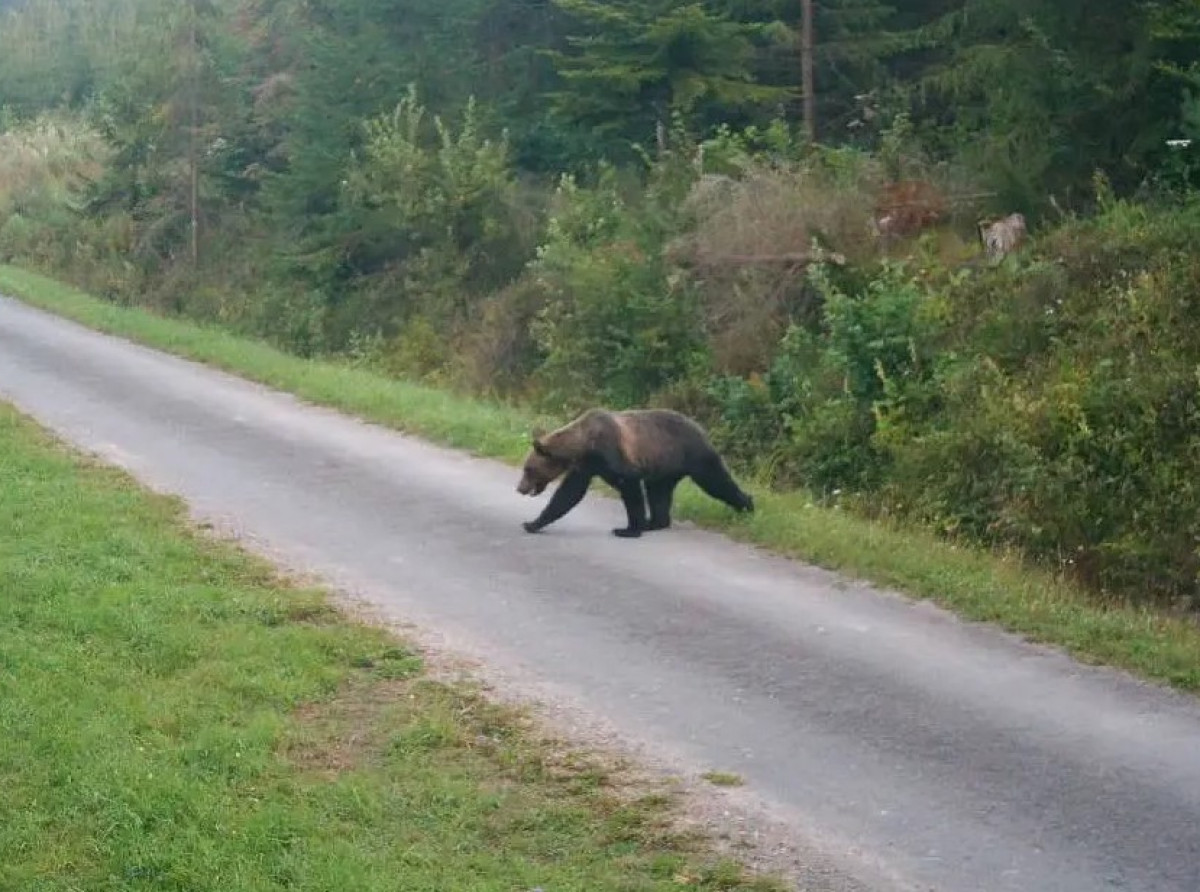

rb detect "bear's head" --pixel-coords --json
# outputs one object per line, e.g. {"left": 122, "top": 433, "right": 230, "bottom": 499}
{"left": 516, "top": 430, "right": 570, "bottom": 496}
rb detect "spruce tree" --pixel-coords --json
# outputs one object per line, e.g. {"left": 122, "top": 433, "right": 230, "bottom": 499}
{"left": 546, "top": 0, "right": 793, "bottom": 155}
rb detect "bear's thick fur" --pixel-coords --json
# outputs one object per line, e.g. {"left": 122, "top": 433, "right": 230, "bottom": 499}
{"left": 516, "top": 408, "right": 754, "bottom": 538}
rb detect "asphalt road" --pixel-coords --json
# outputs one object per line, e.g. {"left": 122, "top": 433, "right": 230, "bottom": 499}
{"left": 2, "top": 294, "right": 1199, "bottom": 892}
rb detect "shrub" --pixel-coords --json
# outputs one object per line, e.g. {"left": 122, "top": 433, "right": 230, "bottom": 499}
{"left": 528, "top": 168, "right": 707, "bottom": 410}
{"left": 453, "top": 279, "right": 547, "bottom": 398}
{"left": 0, "top": 114, "right": 111, "bottom": 273}
{"left": 738, "top": 262, "right": 944, "bottom": 492}
{"left": 338, "top": 87, "right": 532, "bottom": 333}
{"left": 667, "top": 144, "right": 882, "bottom": 376}
{"left": 876, "top": 201, "right": 1200, "bottom": 606}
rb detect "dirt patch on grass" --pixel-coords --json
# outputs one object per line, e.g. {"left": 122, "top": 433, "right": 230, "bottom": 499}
{"left": 284, "top": 675, "right": 415, "bottom": 779}
{"left": 285, "top": 600, "right": 867, "bottom": 891}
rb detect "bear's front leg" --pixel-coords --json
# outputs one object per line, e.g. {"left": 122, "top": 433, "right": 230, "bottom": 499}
{"left": 524, "top": 469, "right": 592, "bottom": 533}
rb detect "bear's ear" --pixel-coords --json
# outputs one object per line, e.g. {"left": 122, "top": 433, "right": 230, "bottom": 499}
{"left": 532, "top": 437, "right": 550, "bottom": 457}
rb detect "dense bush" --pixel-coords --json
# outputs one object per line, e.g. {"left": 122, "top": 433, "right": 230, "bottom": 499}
{"left": 333, "top": 89, "right": 535, "bottom": 340}
{"left": 527, "top": 165, "right": 707, "bottom": 410}
{"left": 871, "top": 205, "right": 1200, "bottom": 606}
{"left": 0, "top": 116, "right": 110, "bottom": 268}
{"left": 690, "top": 199, "right": 1200, "bottom": 607}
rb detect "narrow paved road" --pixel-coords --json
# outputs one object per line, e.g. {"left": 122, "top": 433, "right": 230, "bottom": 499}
{"left": 2, "top": 295, "right": 1199, "bottom": 892}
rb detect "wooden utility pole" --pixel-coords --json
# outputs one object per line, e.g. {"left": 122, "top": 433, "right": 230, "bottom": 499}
{"left": 800, "top": 0, "right": 816, "bottom": 143}
{"left": 187, "top": 1, "right": 200, "bottom": 267}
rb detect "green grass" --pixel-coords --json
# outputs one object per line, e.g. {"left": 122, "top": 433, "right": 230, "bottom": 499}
{"left": 700, "top": 772, "right": 745, "bottom": 788}
{"left": 2, "top": 263, "right": 1198, "bottom": 695}
{"left": 0, "top": 401, "right": 783, "bottom": 891}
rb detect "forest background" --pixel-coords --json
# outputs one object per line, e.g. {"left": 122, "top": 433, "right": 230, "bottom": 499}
{"left": 1, "top": 0, "right": 1199, "bottom": 610}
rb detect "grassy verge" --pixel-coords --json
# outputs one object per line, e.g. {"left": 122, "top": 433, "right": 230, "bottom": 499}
{"left": 2, "top": 263, "right": 1198, "bottom": 694}
{"left": 0, "top": 400, "right": 781, "bottom": 891}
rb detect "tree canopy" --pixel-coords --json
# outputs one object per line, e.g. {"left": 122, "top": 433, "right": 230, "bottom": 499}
{"left": 3, "top": 0, "right": 1195, "bottom": 199}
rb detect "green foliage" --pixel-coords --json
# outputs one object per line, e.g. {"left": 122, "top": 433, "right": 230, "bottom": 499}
{"left": 1149, "top": 0, "right": 1200, "bottom": 101}
{"left": 0, "top": 0, "right": 140, "bottom": 114}
{"left": 814, "top": 262, "right": 944, "bottom": 407}
{"left": 0, "top": 114, "right": 120, "bottom": 282}
{"left": 871, "top": 204, "right": 1200, "bottom": 604}
{"left": 712, "top": 262, "right": 945, "bottom": 493}
{"left": 0, "top": 114, "right": 108, "bottom": 219}
{"left": 889, "top": 0, "right": 1189, "bottom": 208}
{"left": 253, "top": 0, "right": 488, "bottom": 194}
{"left": 547, "top": 0, "right": 793, "bottom": 157}
{"left": 698, "top": 117, "right": 806, "bottom": 173}
{"left": 337, "top": 86, "right": 525, "bottom": 332}
{"left": 239, "top": 285, "right": 330, "bottom": 359}
{"left": 82, "top": 0, "right": 237, "bottom": 273}
{"left": 529, "top": 167, "right": 706, "bottom": 408}
{"left": 810, "top": 0, "right": 903, "bottom": 141}
{"left": 699, "top": 202, "right": 1200, "bottom": 606}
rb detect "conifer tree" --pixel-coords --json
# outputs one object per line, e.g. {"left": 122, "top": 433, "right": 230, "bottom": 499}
{"left": 547, "top": 0, "right": 793, "bottom": 154}
{"left": 87, "top": 0, "right": 231, "bottom": 269}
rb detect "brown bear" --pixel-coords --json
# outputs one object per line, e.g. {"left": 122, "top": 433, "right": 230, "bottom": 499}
{"left": 516, "top": 408, "right": 754, "bottom": 538}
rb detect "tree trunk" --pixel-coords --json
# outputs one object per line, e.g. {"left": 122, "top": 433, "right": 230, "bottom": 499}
{"left": 800, "top": 0, "right": 816, "bottom": 143}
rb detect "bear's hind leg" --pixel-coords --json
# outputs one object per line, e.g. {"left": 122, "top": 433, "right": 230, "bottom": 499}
{"left": 612, "top": 478, "right": 648, "bottom": 538}
{"left": 524, "top": 469, "right": 592, "bottom": 533}
{"left": 690, "top": 456, "right": 755, "bottom": 513}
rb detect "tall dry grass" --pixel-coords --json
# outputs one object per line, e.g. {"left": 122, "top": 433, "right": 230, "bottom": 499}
{"left": 666, "top": 155, "right": 989, "bottom": 374}
{"left": 0, "top": 114, "right": 110, "bottom": 218}
{"left": 668, "top": 160, "right": 881, "bottom": 374}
